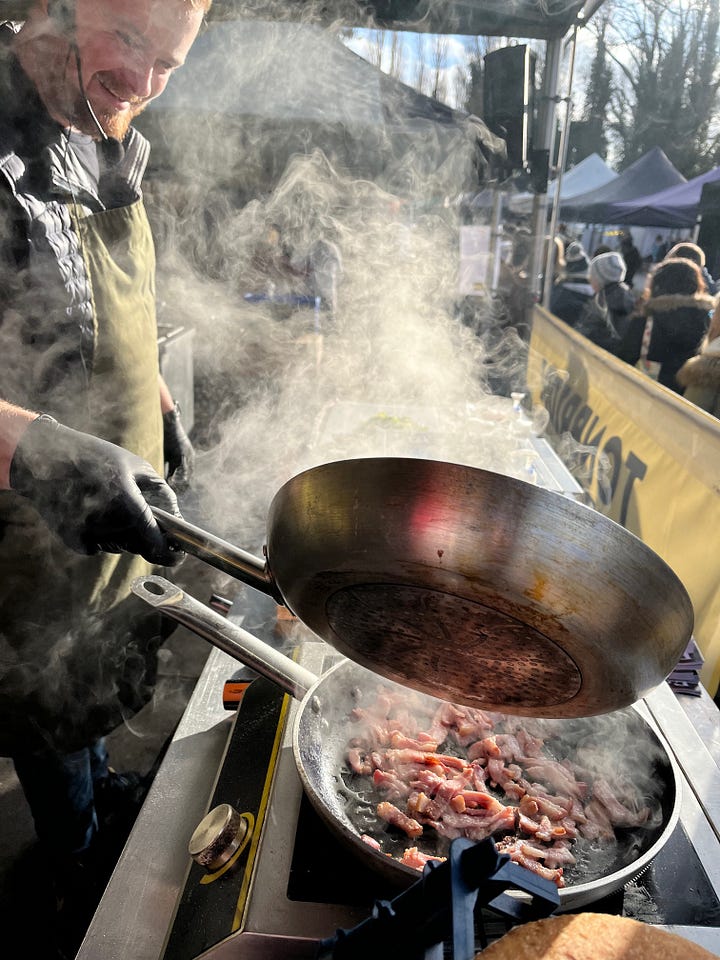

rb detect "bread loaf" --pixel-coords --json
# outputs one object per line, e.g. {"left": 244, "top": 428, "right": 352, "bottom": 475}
{"left": 476, "top": 913, "right": 719, "bottom": 959}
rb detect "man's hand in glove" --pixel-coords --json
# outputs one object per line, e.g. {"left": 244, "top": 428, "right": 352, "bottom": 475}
{"left": 10, "top": 415, "right": 183, "bottom": 566}
{"left": 163, "top": 403, "right": 195, "bottom": 493}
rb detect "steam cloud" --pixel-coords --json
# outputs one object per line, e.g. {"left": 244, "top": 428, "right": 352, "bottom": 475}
{"left": 138, "top": 11, "right": 533, "bottom": 551}
{"left": 138, "top": 5, "right": 675, "bottom": 882}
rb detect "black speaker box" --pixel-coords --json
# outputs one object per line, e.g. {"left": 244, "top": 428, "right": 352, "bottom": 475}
{"left": 483, "top": 45, "right": 537, "bottom": 169}
{"left": 697, "top": 181, "right": 720, "bottom": 280}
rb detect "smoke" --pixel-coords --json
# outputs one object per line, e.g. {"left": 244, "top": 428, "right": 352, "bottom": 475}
{"left": 138, "top": 14, "right": 537, "bottom": 552}
{"left": 553, "top": 429, "right": 615, "bottom": 503}
{"left": 151, "top": 159, "right": 536, "bottom": 548}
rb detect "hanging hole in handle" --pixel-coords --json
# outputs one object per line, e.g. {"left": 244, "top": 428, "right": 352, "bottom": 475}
{"left": 132, "top": 576, "right": 182, "bottom": 606}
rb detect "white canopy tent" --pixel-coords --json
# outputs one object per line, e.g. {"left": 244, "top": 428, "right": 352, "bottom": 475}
{"left": 509, "top": 153, "right": 616, "bottom": 215}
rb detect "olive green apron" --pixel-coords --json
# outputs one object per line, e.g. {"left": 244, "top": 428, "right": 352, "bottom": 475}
{"left": 0, "top": 199, "right": 164, "bottom": 754}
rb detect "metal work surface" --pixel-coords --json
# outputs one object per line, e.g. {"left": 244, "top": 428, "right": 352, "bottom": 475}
{"left": 75, "top": 646, "right": 237, "bottom": 960}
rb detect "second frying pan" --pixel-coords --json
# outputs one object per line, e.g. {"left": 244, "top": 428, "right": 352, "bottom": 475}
{"left": 132, "top": 574, "right": 681, "bottom": 909}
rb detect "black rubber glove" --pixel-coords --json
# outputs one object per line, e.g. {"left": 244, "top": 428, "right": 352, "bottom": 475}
{"left": 163, "top": 403, "right": 195, "bottom": 493}
{"left": 9, "top": 415, "right": 184, "bottom": 566}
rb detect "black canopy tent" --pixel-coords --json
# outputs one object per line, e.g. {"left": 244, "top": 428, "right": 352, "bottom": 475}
{"left": 0, "top": 0, "right": 594, "bottom": 39}
{"left": 558, "top": 147, "right": 686, "bottom": 224}
{"left": 140, "top": 18, "right": 505, "bottom": 197}
{"left": 607, "top": 166, "right": 720, "bottom": 229}
{"left": 200, "top": 0, "right": 606, "bottom": 304}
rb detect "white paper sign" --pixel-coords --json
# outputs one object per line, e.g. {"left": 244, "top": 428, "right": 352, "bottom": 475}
{"left": 458, "top": 225, "right": 492, "bottom": 295}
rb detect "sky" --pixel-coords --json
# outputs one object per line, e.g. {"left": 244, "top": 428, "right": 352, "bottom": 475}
{"left": 341, "top": 26, "right": 595, "bottom": 114}
{"left": 341, "top": 29, "right": 487, "bottom": 109}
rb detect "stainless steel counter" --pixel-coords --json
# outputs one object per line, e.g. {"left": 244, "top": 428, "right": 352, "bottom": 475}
{"left": 641, "top": 682, "right": 720, "bottom": 952}
{"left": 76, "top": 643, "right": 720, "bottom": 960}
{"left": 76, "top": 647, "right": 237, "bottom": 960}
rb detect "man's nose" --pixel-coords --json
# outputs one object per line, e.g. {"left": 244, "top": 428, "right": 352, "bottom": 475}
{"left": 119, "top": 56, "right": 154, "bottom": 100}
{"left": 130, "top": 64, "right": 154, "bottom": 99}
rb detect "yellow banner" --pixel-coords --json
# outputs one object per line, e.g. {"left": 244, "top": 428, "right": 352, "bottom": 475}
{"left": 529, "top": 305, "right": 720, "bottom": 695}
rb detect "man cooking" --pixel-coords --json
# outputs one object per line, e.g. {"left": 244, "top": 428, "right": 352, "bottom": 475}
{"left": 0, "top": 0, "right": 208, "bottom": 948}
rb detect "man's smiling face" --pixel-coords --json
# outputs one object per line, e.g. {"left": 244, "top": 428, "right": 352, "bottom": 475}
{"left": 69, "top": 0, "right": 203, "bottom": 139}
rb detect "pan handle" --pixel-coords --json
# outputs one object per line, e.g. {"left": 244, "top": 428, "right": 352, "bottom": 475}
{"left": 151, "top": 507, "right": 282, "bottom": 602}
{"left": 131, "top": 575, "right": 319, "bottom": 700}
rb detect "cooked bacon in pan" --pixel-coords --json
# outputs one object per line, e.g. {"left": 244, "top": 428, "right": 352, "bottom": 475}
{"left": 349, "top": 686, "right": 660, "bottom": 889}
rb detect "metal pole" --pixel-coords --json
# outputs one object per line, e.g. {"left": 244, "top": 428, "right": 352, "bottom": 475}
{"left": 542, "top": 24, "right": 579, "bottom": 309}
{"left": 528, "top": 38, "right": 563, "bottom": 304}
{"left": 489, "top": 186, "right": 504, "bottom": 292}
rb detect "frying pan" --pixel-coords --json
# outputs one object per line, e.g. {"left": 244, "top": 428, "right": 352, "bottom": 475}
{"left": 151, "top": 457, "right": 694, "bottom": 717}
{"left": 131, "top": 574, "right": 681, "bottom": 910}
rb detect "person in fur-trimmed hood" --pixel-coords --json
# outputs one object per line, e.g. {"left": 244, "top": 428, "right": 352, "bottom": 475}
{"left": 665, "top": 241, "right": 719, "bottom": 295}
{"left": 676, "top": 303, "right": 720, "bottom": 417}
{"left": 617, "top": 257, "right": 715, "bottom": 392}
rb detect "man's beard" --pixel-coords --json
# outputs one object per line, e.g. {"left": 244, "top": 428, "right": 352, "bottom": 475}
{"left": 94, "top": 99, "right": 148, "bottom": 141}
{"left": 67, "top": 82, "right": 148, "bottom": 141}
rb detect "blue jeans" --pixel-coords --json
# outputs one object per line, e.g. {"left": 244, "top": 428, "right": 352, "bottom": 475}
{"left": 13, "top": 738, "right": 110, "bottom": 860}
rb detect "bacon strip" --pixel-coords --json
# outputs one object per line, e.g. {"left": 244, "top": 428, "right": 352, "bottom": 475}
{"left": 376, "top": 801, "right": 423, "bottom": 839}
{"left": 400, "top": 846, "right": 446, "bottom": 869}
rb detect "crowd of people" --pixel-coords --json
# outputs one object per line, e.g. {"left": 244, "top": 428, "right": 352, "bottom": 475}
{"left": 549, "top": 230, "right": 720, "bottom": 417}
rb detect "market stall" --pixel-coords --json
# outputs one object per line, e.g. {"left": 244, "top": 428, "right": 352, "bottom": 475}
{"left": 56, "top": 3, "right": 720, "bottom": 958}
{"left": 558, "top": 147, "right": 686, "bottom": 225}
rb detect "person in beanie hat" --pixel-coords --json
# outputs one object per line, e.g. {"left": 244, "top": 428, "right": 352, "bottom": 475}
{"left": 591, "top": 251, "right": 626, "bottom": 286}
{"left": 564, "top": 241, "right": 591, "bottom": 274}
{"left": 589, "top": 252, "right": 636, "bottom": 337}
{"left": 573, "top": 252, "right": 635, "bottom": 353}
{"left": 549, "top": 241, "right": 594, "bottom": 326}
